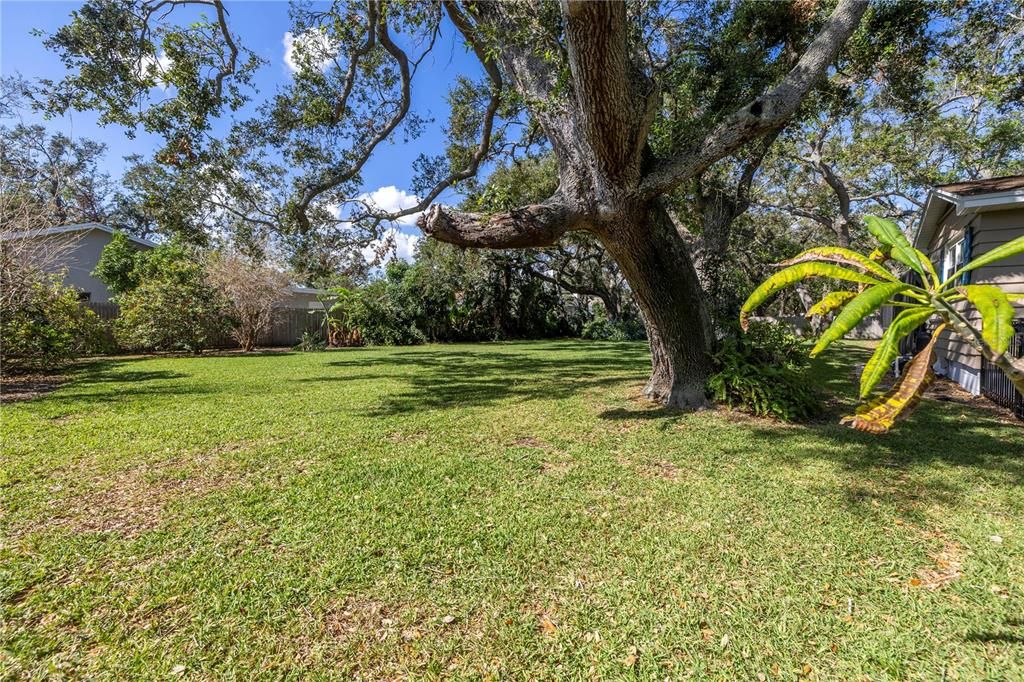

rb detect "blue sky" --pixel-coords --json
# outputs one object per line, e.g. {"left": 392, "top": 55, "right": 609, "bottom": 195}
{"left": 1, "top": 1, "right": 486, "bottom": 257}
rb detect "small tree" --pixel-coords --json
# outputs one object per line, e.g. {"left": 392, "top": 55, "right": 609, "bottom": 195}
{"left": 741, "top": 216, "right": 1024, "bottom": 432}
{"left": 109, "top": 241, "right": 228, "bottom": 352}
{"left": 207, "top": 253, "right": 291, "bottom": 352}
{"left": 92, "top": 230, "right": 143, "bottom": 296}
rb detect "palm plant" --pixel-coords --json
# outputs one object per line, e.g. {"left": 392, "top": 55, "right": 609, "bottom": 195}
{"left": 741, "top": 216, "right": 1024, "bottom": 432}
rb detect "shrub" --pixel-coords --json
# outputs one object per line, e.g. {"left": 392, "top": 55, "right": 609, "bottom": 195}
{"left": 294, "top": 329, "right": 326, "bottom": 352}
{"left": 707, "top": 321, "right": 819, "bottom": 421}
{"left": 581, "top": 317, "right": 646, "bottom": 341}
{"left": 346, "top": 274, "right": 427, "bottom": 346}
{"left": 113, "top": 245, "right": 229, "bottom": 352}
{"left": 207, "top": 253, "right": 291, "bottom": 352}
{"left": 1, "top": 275, "right": 109, "bottom": 373}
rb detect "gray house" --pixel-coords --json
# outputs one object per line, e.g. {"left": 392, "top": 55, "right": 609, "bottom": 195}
{"left": 4, "top": 222, "right": 332, "bottom": 307}
{"left": 912, "top": 175, "right": 1024, "bottom": 396}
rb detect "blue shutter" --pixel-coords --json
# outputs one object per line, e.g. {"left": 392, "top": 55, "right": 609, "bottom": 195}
{"left": 960, "top": 223, "right": 973, "bottom": 285}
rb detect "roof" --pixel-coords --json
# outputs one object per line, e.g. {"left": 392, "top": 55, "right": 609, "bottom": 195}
{"left": 913, "top": 174, "right": 1024, "bottom": 249}
{"left": 933, "top": 175, "right": 1024, "bottom": 196}
{"left": 287, "top": 284, "right": 335, "bottom": 297}
{"left": 1, "top": 222, "right": 158, "bottom": 248}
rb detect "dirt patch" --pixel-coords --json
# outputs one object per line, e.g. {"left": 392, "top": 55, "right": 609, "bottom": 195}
{"left": 639, "top": 460, "right": 683, "bottom": 481}
{"left": 386, "top": 429, "right": 429, "bottom": 444}
{"left": 538, "top": 459, "right": 573, "bottom": 477}
{"left": 512, "top": 436, "right": 552, "bottom": 449}
{"left": 324, "top": 598, "right": 405, "bottom": 643}
{"left": 0, "top": 372, "right": 66, "bottom": 403}
{"left": 38, "top": 457, "right": 241, "bottom": 538}
{"left": 913, "top": 531, "right": 966, "bottom": 591}
{"left": 926, "top": 378, "right": 1021, "bottom": 425}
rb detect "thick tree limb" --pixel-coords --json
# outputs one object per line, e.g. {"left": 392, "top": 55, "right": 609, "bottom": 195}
{"left": 417, "top": 202, "right": 575, "bottom": 249}
{"left": 561, "top": 0, "right": 654, "bottom": 186}
{"left": 639, "top": 0, "right": 869, "bottom": 198}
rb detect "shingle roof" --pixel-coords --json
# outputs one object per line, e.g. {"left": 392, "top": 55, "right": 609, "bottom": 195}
{"left": 934, "top": 175, "right": 1024, "bottom": 196}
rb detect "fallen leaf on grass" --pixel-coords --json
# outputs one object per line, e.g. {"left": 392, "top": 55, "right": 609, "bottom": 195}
{"left": 539, "top": 614, "right": 558, "bottom": 636}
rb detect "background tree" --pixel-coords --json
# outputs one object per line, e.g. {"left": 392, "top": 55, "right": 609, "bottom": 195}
{"left": 754, "top": 0, "right": 1024, "bottom": 252}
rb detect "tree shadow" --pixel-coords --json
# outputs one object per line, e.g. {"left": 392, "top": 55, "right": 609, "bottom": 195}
{"left": 296, "top": 341, "right": 653, "bottom": 416}
{"left": 596, "top": 342, "right": 1023, "bottom": 516}
{"left": 37, "top": 358, "right": 203, "bottom": 404}
{"left": 964, "top": 618, "right": 1024, "bottom": 645}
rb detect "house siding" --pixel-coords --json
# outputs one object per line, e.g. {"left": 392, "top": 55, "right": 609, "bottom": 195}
{"left": 923, "top": 205, "right": 1024, "bottom": 392}
{"left": 38, "top": 229, "right": 148, "bottom": 303}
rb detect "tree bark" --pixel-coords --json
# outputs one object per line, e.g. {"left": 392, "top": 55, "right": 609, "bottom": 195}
{"left": 600, "top": 203, "right": 714, "bottom": 409}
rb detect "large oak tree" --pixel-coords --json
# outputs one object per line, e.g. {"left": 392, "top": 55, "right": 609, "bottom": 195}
{"left": 42, "top": 0, "right": 873, "bottom": 408}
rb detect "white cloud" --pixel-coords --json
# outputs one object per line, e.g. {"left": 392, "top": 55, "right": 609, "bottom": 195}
{"left": 283, "top": 30, "right": 337, "bottom": 74}
{"left": 322, "top": 186, "right": 425, "bottom": 265}
{"left": 356, "top": 185, "right": 422, "bottom": 228}
{"left": 137, "top": 52, "right": 173, "bottom": 89}
{"left": 362, "top": 228, "right": 421, "bottom": 265}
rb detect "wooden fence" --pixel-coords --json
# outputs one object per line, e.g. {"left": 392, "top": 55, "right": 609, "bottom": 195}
{"left": 86, "top": 302, "right": 329, "bottom": 349}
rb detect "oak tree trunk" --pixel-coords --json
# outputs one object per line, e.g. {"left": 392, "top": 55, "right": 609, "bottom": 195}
{"left": 601, "top": 204, "right": 714, "bottom": 409}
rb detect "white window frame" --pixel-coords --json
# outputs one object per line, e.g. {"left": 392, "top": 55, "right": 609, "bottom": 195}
{"left": 943, "top": 237, "right": 965, "bottom": 282}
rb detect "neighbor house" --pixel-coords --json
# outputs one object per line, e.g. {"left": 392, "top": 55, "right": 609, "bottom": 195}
{"left": 911, "top": 175, "right": 1024, "bottom": 400}
{"left": 3, "top": 222, "right": 332, "bottom": 307}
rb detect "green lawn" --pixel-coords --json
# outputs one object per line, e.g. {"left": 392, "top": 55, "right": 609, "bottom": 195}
{"left": 2, "top": 341, "right": 1022, "bottom": 680}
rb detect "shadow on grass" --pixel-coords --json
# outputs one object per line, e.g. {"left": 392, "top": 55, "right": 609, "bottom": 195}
{"left": 295, "top": 341, "right": 653, "bottom": 416}
{"left": 597, "top": 342, "right": 1023, "bottom": 515}
{"left": 38, "top": 358, "right": 205, "bottom": 404}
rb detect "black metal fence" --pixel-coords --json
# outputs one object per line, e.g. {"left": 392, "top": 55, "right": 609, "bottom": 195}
{"left": 981, "top": 319, "right": 1024, "bottom": 420}
{"left": 86, "top": 302, "right": 329, "bottom": 349}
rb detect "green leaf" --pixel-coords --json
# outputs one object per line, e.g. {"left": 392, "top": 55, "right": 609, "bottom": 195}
{"left": 810, "top": 282, "right": 907, "bottom": 357}
{"left": 863, "top": 215, "right": 927, "bottom": 281}
{"left": 859, "top": 307, "right": 934, "bottom": 398}
{"left": 778, "top": 247, "right": 898, "bottom": 282}
{"left": 958, "top": 284, "right": 1016, "bottom": 355}
{"left": 946, "top": 234, "right": 1024, "bottom": 285}
{"left": 913, "top": 248, "right": 940, "bottom": 288}
{"left": 740, "top": 263, "right": 883, "bottom": 331}
{"left": 806, "top": 291, "right": 857, "bottom": 318}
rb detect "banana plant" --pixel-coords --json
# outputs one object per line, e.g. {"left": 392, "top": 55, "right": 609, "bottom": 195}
{"left": 740, "top": 216, "right": 1024, "bottom": 432}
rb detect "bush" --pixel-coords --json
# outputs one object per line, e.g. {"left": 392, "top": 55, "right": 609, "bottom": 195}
{"left": 1, "top": 275, "right": 109, "bottom": 373}
{"left": 345, "top": 271, "right": 427, "bottom": 346}
{"left": 206, "top": 253, "right": 291, "bottom": 352}
{"left": 116, "top": 277, "right": 228, "bottom": 352}
{"left": 581, "top": 317, "right": 646, "bottom": 341}
{"left": 294, "top": 329, "right": 326, "bottom": 352}
{"left": 112, "top": 245, "right": 229, "bottom": 352}
{"left": 707, "top": 321, "right": 819, "bottom": 421}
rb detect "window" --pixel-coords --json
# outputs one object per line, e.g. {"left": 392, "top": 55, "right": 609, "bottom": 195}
{"left": 942, "top": 238, "right": 965, "bottom": 282}
{"left": 77, "top": 291, "right": 92, "bottom": 302}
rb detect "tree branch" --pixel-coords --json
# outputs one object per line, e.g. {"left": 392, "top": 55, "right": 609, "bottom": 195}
{"left": 639, "top": 0, "right": 869, "bottom": 198}
{"left": 417, "top": 201, "right": 576, "bottom": 249}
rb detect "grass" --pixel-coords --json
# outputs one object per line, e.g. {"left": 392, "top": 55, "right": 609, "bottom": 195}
{"left": 1, "top": 340, "right": 1023, "bottom": 680}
